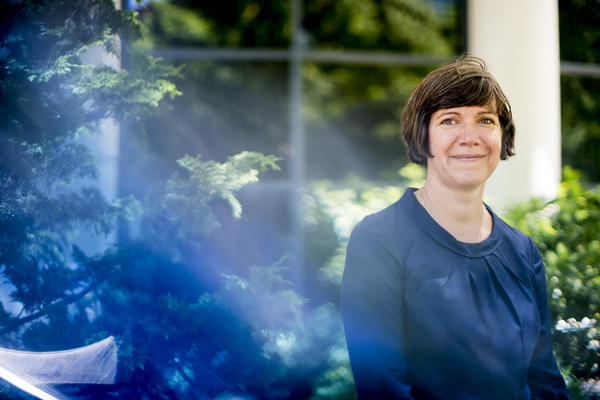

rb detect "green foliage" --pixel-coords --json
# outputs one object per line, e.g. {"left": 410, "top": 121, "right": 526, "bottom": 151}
{"left": 140, "top": 0, "right": 290, "bottom": 48}
{"left": 1, "top": 1, "right": 322, "bottom": 397}
{"left": 75, "top": 50, "right": 183, "bottom": 122}
{"left": 0, "top": 0, "right": 181, "bottom": 360}
{"left": 561, "top": 75, "right": 600, "bottom": 182}
{"left": 301, "top": 0, "right": 459, "bottom": 179}
{"left": 141, "top": 152, "right": 280, "bottom": 260}
{"left": 307, "top": 304, "right": 356, "bottom": 400}
{"left": 139, "top": 0, "right": 459, "bottom": 181}
{"left": 95, "top": 255, "right": 322, "bottom": 398}
{"left": 310, "top": 361, "right": 357, "bottom": 400}
{"left": 559, "top": 0, "right": 600, "bottom": 182}
{"left": 303, "top": 0, "right": 460, "bottom": 54}
{"left": 504, "top": 168, "right": 600, "bottom": 391}
{"left": 6, "top": 147, "right": 293, "bottom": 398}
{"left": 137, "top": 1, "right": 219, "bottom": 47}
{"left": 303, "top": 62, "right": 434, "bottom": 179}
{"left": 140, "top": 0, "right": 460, "bottom": 53}
{"left": 504, "top": 168, "right": 600, "bottom": 323}
{"left": 559, "top": 0, "right": 600, "bottom": 64}
{"left": 0, "top": 0, "right": 181, "bottom": 237}
{"left": 219, "top": 261, "right": 309, "bottom": 366}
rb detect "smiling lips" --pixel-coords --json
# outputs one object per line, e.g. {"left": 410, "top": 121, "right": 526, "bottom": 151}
{"left": 451, "top": 154, "right": 487, "bottom": 161}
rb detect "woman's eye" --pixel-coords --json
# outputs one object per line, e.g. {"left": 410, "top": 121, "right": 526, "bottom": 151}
{"left": 441, "top": 119, "right": 455, "bottom": 125}
{"left": 480, "top": 118, "right": 494, "bottom": 124}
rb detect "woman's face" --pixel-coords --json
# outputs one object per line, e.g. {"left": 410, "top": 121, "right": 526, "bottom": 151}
{"left": 426, "top": 105, "right": 502, "bottom": 191}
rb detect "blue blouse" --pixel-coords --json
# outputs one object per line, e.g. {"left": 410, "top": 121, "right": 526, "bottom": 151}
{"left": 341, "top": 188, "right": 568, "bottom": 399}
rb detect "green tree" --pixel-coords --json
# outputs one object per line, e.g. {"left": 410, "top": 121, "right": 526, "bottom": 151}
{"left": 504, "top": 168, "right": 600, "bottom": 393}
{"left": 559, "top": 0, "right": 600, "bottom": 181}
{"left": 300, "top": 0, "right": 460, "bottom": 179}
{"left": 0, "top": 0, "right": 179, "bottom": 337}
{"left": 140, "top": 0, "right": 290, "bottom": 48}
{"left": 0, "top": 1, "right": 312, "bottom": 398}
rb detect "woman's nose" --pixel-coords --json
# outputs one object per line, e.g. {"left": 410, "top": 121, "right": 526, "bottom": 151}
{"left": 458, "top": 123, "right": 481, "bottom": 146}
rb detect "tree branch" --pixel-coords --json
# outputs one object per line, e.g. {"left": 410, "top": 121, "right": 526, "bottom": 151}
{"left": 0, "top": 280, "right": 101, "bottom": 336}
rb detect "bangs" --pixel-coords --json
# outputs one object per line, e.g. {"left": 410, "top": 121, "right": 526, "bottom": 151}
{"left": 428, "top": 75, "right": 500, "bottom": 113}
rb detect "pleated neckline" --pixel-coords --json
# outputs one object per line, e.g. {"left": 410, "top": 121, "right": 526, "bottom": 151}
{"left": 400, "top": 187, "right": 503, "bottom": 258}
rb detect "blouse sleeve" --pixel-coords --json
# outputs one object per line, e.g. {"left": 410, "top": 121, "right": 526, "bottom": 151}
{"left": 341, "top": 218, "right": 415, "bottom": 399}
{"left": 527, "top": 239, "right": 569, "bottom": 400}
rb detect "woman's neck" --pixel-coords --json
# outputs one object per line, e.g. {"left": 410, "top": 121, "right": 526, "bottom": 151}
{"left": 416, "top": 181, "right": 492, "bottom": 243}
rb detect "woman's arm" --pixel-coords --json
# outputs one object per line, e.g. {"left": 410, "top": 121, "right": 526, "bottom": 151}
{"left": 341, "top": 218, "right": 415, "bottom": 399}
{"left": 527, "top": 240, "right": 569, "bottom": 400}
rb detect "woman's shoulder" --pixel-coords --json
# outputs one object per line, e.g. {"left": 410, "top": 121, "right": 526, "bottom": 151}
{"left": 494, "top": 216, "right": 537, "bottom": 253}
{"left": 348, "top": 195, "right": 421, "bottom": 265}
{"left": 351, "top": 198, "right": 410, "bottom": 239}
{"left": 359, "top": 200, "right": 400, "bottom": 224}
{"left": 353, "top": 188, "right": 419, "bottom": 232}
{"left": 493, "top": 215, "right": 544, "bottom": 281}
{"left": 344, "top": 199, "right": 411, "bottom": 282}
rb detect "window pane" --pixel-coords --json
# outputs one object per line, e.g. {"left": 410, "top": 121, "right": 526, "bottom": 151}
{"left": 561, "top": 75, "right": 600, "bottom": 181}
{"left": 304, "top": 63, "right": 433, "bottom": 181}
{"left": 559, "top": 0, "right": 600, "bottom": 64}
{"left": 136, "top": 0, "right": 290, "bottom": 48}
{"left": 302, "top": 0, "right": 461, "bottom": 54}
{"left": 121, "top": 61, "right": 290, "bottom": 202}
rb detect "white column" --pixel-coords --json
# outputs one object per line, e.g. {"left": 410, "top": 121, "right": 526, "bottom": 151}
{"left": 468, "top": 0, "right": 561, "bottom": 213}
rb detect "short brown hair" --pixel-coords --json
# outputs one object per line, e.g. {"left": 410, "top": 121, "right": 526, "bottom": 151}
{"left": 401, "top": 56, "right": 515, "bottom": 166}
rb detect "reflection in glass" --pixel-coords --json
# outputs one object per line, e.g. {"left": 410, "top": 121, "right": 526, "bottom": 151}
{"left": 121, "top": 61, "right": 290, "bottom": 203}
{"left": 304, "top": 63, "right": 433, "bottom": 180}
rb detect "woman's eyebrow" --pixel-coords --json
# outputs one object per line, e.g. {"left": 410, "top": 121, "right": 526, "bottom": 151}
{"left": 435, "top": 109, "right": 498, "bottom": 119}
{"left": 437, "top": 111, "right": 460, "bottom": 117}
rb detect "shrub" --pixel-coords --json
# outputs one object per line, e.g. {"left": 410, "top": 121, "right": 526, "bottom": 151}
{"left": 504, "top": 167, "right": 600, "bottom": 395}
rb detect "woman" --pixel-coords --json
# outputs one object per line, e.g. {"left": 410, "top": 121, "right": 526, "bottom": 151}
{"left": 341, "top": 57, "right": 568, "bottom": 399}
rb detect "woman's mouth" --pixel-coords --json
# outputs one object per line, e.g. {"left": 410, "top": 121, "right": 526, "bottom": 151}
{"left": 452, "top": 154, "right": 486, "bottom": 162}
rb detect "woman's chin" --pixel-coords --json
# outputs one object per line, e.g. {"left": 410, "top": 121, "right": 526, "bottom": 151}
{"left": 444, "top": 177, "right": 489, "bottom": 192}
